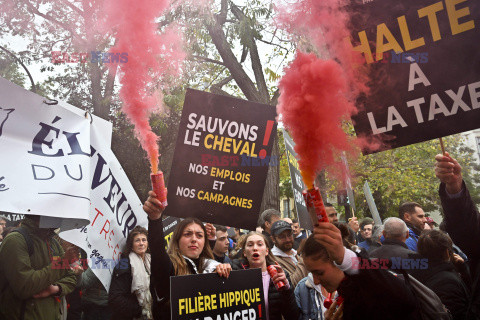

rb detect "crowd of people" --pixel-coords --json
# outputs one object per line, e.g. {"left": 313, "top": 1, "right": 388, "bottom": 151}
{"left": 0, "top": 153, "right": 478, "bottom": 320}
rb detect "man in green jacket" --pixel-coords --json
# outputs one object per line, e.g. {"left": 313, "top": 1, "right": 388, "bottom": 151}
{"left": 0, "top": 215, "right": 77, "bottom": 320}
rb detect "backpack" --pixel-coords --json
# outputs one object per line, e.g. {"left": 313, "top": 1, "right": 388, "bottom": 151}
{"left": 395, "top": 271, "right": 453, "bottom": 320}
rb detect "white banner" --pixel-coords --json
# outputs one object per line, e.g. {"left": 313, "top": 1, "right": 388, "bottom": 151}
{"left": 0, "top": 76, "right": 148, "bottom": 290}
{"left": 0, "top": 77, "right": 90, "bottom": 228}
{"left": 60, "top": 106, "right": 148, "bottom": 291}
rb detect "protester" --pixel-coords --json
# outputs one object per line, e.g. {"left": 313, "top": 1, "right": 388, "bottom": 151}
{"left": 413, "top": 230, "right": 470, "bottom": 320}
{"left": 231, "top": 232, "right": 299, "bottom": 320}
{"left": 424, "top": 216, "right": 437, "bottom": 230}
{"left": 333, "top": 222, "right": 356, "bottom": 250}
{"left": 435, "top": 152, "right": 480, "bottom": 319}
{"left": 325, "top": 203, "right": 339, "bottom": 223}
{"left": 303, "top": 222, "right": 420, "bottom": 320}
{"left": 357, "top": 217, "right": 374, "bottom": 243}
{"left": 292, "top": 218, "right": 307, "bottom": 250}
{"left": 369, "top": 217, "right": 417, "bottom": 270}
{"left": 143, "top": 191, "right": 231, "bottom": 319}
{"left": 0, "top": 214, "right": 9, "bottom": 242}
{"left": 0, "top": 215, "right": 77, "bottom": 320}
{"left": 294, "top": 272, "right": 332, "bottom": 320}
{"left": 398, "top": 202, "right": 427, "bottom": 251}
{"left": 212, "top": 225, "right": 232, "bottom": 264}
{"left": 79, "top": 268, "right": 110, "bottom": 320}
{"left": 347, "top": 216, "right": 360, "bottom": 244}
{"left": 283, "top": 217, "right": 293, "bottom": 225}
{"left": 270, "top": 220, "right": 308, "bottom": 287}
{"left": 109, "top": 226, "right": 152, "bottom": 320}
{"left": 358, "top": 220, "right": 381, "bottom": 252}
{"left": 258, "top": 209, "right": 281, "bottom": 248}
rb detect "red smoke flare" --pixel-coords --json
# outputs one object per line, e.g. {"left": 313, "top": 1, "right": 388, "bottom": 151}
{"left": 277, "top": 52, "right": 356, "bottom": 188}
{"left": 103, "top": 0, "right": 185, "bottom": 174}
{"left": 276, "top": 0, "right": 369, "bottom": 187}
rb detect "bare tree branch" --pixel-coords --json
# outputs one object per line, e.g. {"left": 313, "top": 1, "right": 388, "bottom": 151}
{"left": 230, "top": 2, "right": 269, "bottom": 103}
{"left": 59, "top": 0, "right": 84, "bottom": 16}
{"left": 191, "top": 55, "right": 226, "bottom": 66}
{"left": 22, "top": 0, "right": 82, "bottom": 42}
{"left": 270, "top": 89, "right": 280, "bottom": 106}
{"left": 205, "top": 9, "right": 261, "bottom": 101}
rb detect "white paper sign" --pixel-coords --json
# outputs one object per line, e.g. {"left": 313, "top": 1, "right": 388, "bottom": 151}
{"left": 0, "top": 77, "right": 90, "bottom": 227}
{"left": 60, "top": 118, "right": 147, "bottom": 290}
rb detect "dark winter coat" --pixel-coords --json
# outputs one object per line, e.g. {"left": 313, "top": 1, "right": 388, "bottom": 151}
{"left": 440, "top": 182, "right": 480, "bottom": 319}
{"left": 369, "top": 239, "right": 419, "bottom": 270}
{"left": 231, "top": 259, "right": 300, "bottom": 320}
{"left": 108, "top": 255, "right": 142, "bottom": 320}
{"left": 338, "top": 251, "right": 421, "bottom": 320}
{"left": 411, "top": 261, "right": 470, "bottom": 320}
{"left": 0, "top": 218, "right": 77, "bottom": 320}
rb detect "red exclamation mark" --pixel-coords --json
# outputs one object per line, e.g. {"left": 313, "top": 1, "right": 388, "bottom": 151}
{"left": 258, "top": 304, "right": 262, "bottom": 319}
{"left": 258, "top": 120, "right": 274, "bottom": 159}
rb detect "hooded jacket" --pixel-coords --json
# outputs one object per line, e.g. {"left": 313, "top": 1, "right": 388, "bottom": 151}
{"left": 295, "top": 274, "right": 329, "bottom": 320}
{"left": 0, "top": 218, "right": 77, "bottom": 320}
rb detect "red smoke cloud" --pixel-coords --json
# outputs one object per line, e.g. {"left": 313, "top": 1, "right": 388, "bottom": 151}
{"left": 277, "top": 53, "right": 356, "bottom": 188}
{"left": 103, "top": 0, "right": 185, "bottom": 173}
{"left": 276, "top": 0, "right": 366, "bottom": 187}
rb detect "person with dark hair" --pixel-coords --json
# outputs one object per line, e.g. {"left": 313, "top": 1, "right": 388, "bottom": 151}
{"left": 358, "top": 219, "right": 381, "bottom": 252}
{"left": 324, "top": 203, "right": 339, "bottom": 223}
{"left": 231, "top": 231, "right": 300, "bottom": 320}
{"left": 332, "top": 221, "right": 355, "bottom": 250}
{"left": 435, "top": 152, "right": 480, "bottom": 319}
{"left": 398, "top": 201, "right": 427, "bottom": 251}
{"left": 0, "top": 214, "right": 9, "bottom": 242}
{"left": 109, "top": 225, "right": 152, "bottom": 320}
{"left": 269, "top": 220, "right": 308, "bottom": 287}
{"left": 212, "top": 225, "right": 232, "bottom": 264}
{"left": 412, "top": 230, "right": 470, "bottom": 320}
{"left": 0, "top": 215, "right": 77, "bottom": 320}
{"left": 291, "top": 218, "right": 307, "bottom": 250}
{"left": 258, "top": 208, "right": 281, "bottom": 248}
{"left": 143, "top": 191, "right": 231, "bottom": 319}
{"left": 302, "top": 223, "right": 419, "bottom": 320}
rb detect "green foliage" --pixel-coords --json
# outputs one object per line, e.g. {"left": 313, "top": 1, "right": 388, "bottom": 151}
{"left": 331, "top": 135, "right": 480, "bottom": 219}
{"left": 0, "top": 52, "right": 26, "bottom": 88}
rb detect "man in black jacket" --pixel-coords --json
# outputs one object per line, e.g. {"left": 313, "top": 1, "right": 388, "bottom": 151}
{"left": 370, "top": 217, "right": 418, "bottom": 270}
{"left": 435, "top": 152, "right": 480, "bottom": 319}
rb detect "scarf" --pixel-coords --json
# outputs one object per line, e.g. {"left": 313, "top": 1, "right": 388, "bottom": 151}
{"left": 129, "top": 252, "right": 153, "bottom": 320}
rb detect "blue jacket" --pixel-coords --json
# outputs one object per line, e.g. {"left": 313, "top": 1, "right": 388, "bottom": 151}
{"left": 295, "top": 274, "right": 326, "bottom": 320}
{"left": 405, "top": 227, "right": 419, "bottom": 252}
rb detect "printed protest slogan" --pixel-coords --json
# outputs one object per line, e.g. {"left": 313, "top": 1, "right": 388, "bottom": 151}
{"left": 61, "top": 120, "right": 148, "bottom": 291}
{"left": 170, "top": 269, "right": 266, "bottom": 320}
{"left": 349, "top": 0, "right": 480, "bottom": 154}
{"left": 281, "top": 129, "right": 312, "bottom": 230}
{"left": 165, "top": 89, "right": 277, "bottom": 230}
{"left": 163, "top": 215, "right": 182, "bottom": 249}
{"left": 0, "top": 77, "right": 90, "bottom": 227}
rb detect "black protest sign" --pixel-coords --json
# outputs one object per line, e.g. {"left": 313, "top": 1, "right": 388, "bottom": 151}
{"left": 162, "top": 215, "right": 182, "bottom": 249}
{"left": 165, "top": 89, "right": 277, "bottom": 230}
{"left": 349, "top": 0, "right": 480, "bottom": 154}
{"left": 281, "top": 129, "right": 312, "bottom": 230}
{"left": 170, "top": 269, "right": 266, "bottom": 320}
